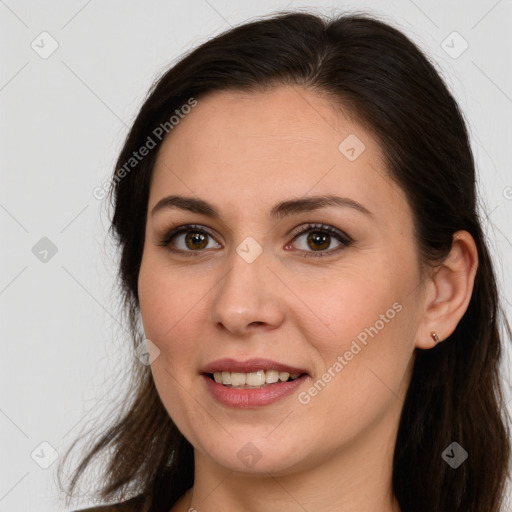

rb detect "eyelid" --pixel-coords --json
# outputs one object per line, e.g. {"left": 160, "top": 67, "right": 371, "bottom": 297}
{"left": 287, "top": 222, "right": 353, "bottom": 258}
{"left": 289, "top": 222, "right": 351, "bottom": 242}
{"left": 158, "top": 222, "right": 353, "bottom": 257}
{"left": 158, "top": 224, "right": 221, "bottom": 254}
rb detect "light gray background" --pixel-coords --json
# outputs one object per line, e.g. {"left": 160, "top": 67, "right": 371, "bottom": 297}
{"left": 1, "top": 1, "right": 511, "bottom": 510}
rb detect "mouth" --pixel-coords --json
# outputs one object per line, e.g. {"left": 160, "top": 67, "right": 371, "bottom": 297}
{"left": 200, "top": 358, "right": 310, "bottom": 407}
{"left": 200, "top": 357, "right": 309, "bottom": 389}
{"left": 204, "top": 369, "right": 306, "bottom": 389}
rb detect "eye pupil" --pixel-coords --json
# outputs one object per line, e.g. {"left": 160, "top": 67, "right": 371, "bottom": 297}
{"left": 185, "top": 231, "right": 208, "bottom": 250}
{"left": 307, "top": 231, "right": 330, "bottom": 251}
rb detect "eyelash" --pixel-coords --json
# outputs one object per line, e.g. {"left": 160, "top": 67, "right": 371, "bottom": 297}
{"left": 158, "top": 223, "right": 353, "bottom": 258}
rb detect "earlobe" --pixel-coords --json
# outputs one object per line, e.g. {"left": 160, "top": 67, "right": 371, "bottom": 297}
{"left": 430, "top": 331, "right": 441, "bottom": 344}
{"left": 415, "top": 230, "right": 478, "bottom": 350}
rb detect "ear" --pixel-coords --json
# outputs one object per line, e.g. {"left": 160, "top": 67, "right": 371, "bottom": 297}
{"left": 415, "top": 230, "right": 478, "bottom": 349}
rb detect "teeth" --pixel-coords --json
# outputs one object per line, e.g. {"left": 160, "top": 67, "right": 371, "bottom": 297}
{"left": 246, "top": 370, "right": 266, "bottom": 386}
{"left": 265, "top": 370, "right": 279, "bottom": 384}
{"left": 230, "top": 372, "right": 246, "bottom": 386}
{"left": 211, "top": 370, "right": 302, "bottom": 387}
{"left": 279, "top": 371, "right": 290, "bottom": 382}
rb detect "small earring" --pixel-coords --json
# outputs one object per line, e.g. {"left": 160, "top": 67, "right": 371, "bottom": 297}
{"left": 431, "top": 331, "right": 441, "bottom": 343}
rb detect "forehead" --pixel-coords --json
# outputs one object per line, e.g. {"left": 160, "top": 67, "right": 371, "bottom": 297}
{"left": 150, "top": 86, "right": 409, "bottom": 225}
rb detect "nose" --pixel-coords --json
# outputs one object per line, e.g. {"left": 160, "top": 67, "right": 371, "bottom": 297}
{"left": 210, "top": 247, "right": 285, "bottom": 336}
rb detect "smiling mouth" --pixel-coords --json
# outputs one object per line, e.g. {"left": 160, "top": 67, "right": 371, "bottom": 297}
{"left": 206, "top": 370, "right": 306, "bottom": 389}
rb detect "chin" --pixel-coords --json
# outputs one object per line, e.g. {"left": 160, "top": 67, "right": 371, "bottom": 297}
{"left": 197, "top": 434, "right": 312, "bottom": 475}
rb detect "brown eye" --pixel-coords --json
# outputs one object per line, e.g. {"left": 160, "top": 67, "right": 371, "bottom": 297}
{"left": 184, "top": 231, "right": 208, "bottom": 250}
{"left": 288, "top": 223, "right": 353, "bottom": 258}
{"left": 306, "top": 231, "right": 331, "bottom": 251}
{"left": 160, "top": 224, "right": 221, "bottom": 254}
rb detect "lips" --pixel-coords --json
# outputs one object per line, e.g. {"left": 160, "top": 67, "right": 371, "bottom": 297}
{"left": 200, "top": 357, "right": 310, "bottom": 407}
{"left": 200, "top": 357, "right": 309, "bottom": 375}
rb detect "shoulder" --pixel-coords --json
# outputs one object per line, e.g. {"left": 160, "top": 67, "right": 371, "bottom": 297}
{"left": 71, "top": 494, "right": 147, "bottom": 512}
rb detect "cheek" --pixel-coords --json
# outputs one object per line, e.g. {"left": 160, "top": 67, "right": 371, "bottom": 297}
{"left": 137, "top": 255, "right": 206, "bottom": 363}
{"left": 137, "top": 256, "right": 210, "bottom": 440}
{"left": 311, "top": 291, "right": 407, "bottom": 380}
{"left": 297, "top": 293, "right": 413, "bottom": 445}
{"left": 294, "top": 263, "right": 396, "bottom": 342}
{"left": 295, "top": 257, "right": 416, "bottom": 395}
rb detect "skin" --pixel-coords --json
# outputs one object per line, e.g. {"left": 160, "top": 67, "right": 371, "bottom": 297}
{"left": 137, "top": 85, "right": 478, "bottom": 512}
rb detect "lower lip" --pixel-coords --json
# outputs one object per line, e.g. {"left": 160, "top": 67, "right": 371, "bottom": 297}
{"left": 202, "top": 374, "right": 308, "bottom": 408}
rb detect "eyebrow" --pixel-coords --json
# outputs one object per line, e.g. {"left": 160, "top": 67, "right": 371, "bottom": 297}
{"left": 150, "top": 194, "right": 373, "bottom": 220}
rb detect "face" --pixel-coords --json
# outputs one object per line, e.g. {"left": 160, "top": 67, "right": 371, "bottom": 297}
{"left": 138, "top": 85, "right": 425, "bottom": 475}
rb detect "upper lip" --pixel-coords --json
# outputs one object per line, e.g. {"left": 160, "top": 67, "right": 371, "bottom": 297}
{"left": 201, "top": 358, "right": 309, "bottom": 375}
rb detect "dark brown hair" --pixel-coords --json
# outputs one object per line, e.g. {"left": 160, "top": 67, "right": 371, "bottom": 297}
{"left": 58, "top": 10, "right": 511, "bottom": 512}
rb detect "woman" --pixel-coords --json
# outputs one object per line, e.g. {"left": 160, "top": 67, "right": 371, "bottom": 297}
{"left": 59, "top": 10, "right": 511, "bottom": 512}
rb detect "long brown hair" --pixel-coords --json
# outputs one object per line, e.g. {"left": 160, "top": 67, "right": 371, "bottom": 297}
{"left": 58, "top": 11, "right": 512, "bottom": 512}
